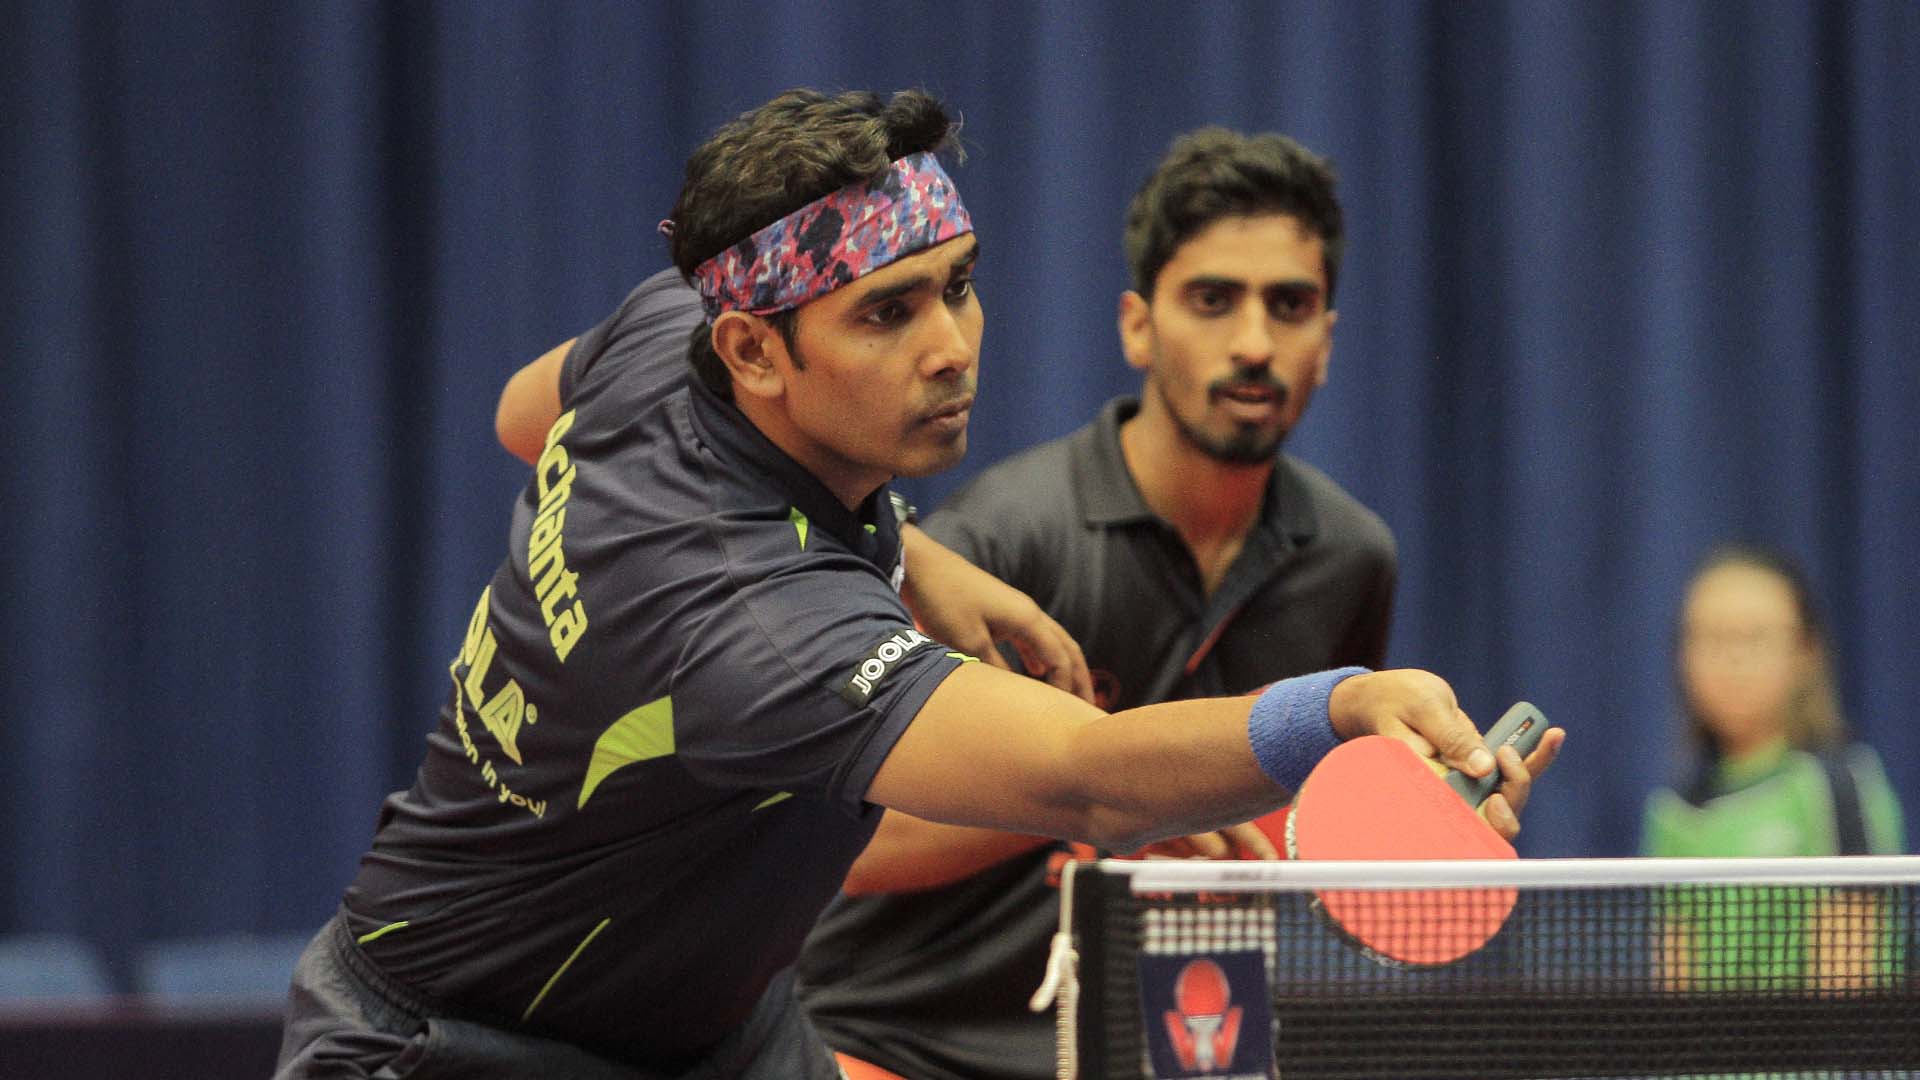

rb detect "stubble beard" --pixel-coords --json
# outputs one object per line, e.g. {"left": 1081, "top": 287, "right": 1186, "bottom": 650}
{"left": 1155, "top": 374, "right": 1290, "bottom": 466}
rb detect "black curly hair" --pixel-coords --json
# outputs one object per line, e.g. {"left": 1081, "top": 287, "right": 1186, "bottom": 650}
{"left": 1124, "top": 128, "right": 1343, "bottom": 303}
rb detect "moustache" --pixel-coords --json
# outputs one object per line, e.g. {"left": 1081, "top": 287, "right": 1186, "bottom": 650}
{"left": 1208, "top": 373, "right": 1290, "bottom": 404}
{"left": 919, "top": 382, "right": 977, "bottom": 420}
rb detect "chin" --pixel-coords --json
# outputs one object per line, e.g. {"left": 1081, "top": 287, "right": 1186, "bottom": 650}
{"left": 1204, "top": 432, "right": 1285, "bottom": 465}
{"left": 898, "top": 437, "right": 969, "bottom": 478}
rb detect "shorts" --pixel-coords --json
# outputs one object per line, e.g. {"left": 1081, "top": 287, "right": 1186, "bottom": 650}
{"left": 274, "top": 912, "right": 843, "bottom": 1080}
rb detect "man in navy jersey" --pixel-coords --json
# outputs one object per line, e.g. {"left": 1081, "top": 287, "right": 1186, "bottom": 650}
{"left": 276, "top": 89, "right": 1553, "bottom": 1080}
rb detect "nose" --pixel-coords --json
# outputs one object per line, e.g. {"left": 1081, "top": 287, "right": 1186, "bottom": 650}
{"left": 1228, "top": 303, "right": 1275, "bottom": 370}
{"left": 918, "top": 299, "right": 977, "bottom": 381}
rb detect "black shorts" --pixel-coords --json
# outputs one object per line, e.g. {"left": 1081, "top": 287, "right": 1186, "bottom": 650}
{"left": 275, "top": 913, "right": 842, "bottom": 1080}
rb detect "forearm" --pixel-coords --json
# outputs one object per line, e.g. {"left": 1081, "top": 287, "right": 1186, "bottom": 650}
{"left": 897, "top": 523, "right": 990, "bottom": 632}
{"left": 869, "top": 664, "right": 1496, "bottom": 855}
{"left": 1053, "top": 696, "right": 1282, "bottom": 851}
{"left": 895, "top": 523, "right": 939, "bottom": 613}
{"left": 841, "top": 811, "right": 1051, "bottom": 896}
{"left": 1061, "top": 666, "right": 1371, "bottom": 848}
{"left": 894, "top": 522, "right": 1093, "bottom": 701}
{"left": 873, "top": 667, "right": 1351, "bottom": 852}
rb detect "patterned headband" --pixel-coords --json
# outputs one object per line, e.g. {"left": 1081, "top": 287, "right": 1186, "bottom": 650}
{"left": 689, "top": 151, "right": 973, "bottom": 321}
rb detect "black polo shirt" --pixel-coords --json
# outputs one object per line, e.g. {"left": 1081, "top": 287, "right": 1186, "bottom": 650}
{"left": 798, "top": 396, "right": 1395, "bottom": 1080}
{"left": 341, "top": 271, "right": 968, "bottom": 1073}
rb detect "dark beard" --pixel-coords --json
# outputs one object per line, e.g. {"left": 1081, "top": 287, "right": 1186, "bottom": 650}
{"left": 1158, "top": 377, "right": 1289, "bottom": 465}
{"left": 1171, "top": 411, "right": 1284, "bottom": 464}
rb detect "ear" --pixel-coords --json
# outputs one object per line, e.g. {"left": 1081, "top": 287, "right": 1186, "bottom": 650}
{"left": 1118, "top": 291, "right": 1153, "bottom": 373}
{"left": 710, "top": 311, "right": 789, "bottom": 402}
{"left": 1312, "top": 308, "right": 1339, "bottom": 389}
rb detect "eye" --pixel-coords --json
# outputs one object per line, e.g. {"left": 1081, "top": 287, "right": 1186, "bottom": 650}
{"left": 1189, "top": 287, "right": 1231, "bottom": 315}
{"left": 1268, "top": 288, "right": 1320, "bottom": 323}
{"left": 863, "top": 300, "right": 910, "bottom": 328}
{"left": 944, "top": 276, "right": 975, "bottom": 304}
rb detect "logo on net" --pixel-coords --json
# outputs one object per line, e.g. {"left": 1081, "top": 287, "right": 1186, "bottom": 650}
{"left": 1164, "top": 958, "right": 1243, "bottom": 1073}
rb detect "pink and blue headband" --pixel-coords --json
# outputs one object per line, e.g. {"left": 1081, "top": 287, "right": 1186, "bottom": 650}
{"left": 689, "top": 151, "right": 973, "bottom": 321}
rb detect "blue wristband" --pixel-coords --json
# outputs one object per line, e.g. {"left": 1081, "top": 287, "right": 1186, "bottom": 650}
{"left": 1247, "top": 666, "right": 1370, "bottom": 792}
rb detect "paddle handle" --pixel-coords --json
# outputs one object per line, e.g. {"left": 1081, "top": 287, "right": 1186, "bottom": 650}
{"left": 1444, "top": 701, "right": 1550, "bottom": 807}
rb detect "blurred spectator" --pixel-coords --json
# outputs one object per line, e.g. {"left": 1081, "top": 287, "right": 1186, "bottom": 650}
{"left": 1642, "top": 544, "right": 1906, "bottom": 990}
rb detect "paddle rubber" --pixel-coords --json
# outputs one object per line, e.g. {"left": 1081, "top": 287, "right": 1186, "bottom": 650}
{"left": 1284, "top": 701, "right": 1550, "bottom": 966}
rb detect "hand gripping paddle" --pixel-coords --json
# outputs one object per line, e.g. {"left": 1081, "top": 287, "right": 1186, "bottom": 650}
{"left": 1283, "top": 701, "right": 1550, "bottom": 966}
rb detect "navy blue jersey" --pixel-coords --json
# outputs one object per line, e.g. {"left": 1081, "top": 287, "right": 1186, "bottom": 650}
{"left": 342, "top": 271, "right": 967, "bottom": 1072}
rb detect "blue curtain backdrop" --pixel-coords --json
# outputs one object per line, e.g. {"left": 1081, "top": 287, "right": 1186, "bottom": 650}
{"left": 4, "top": 1, "right": 1916, "bottom": 986}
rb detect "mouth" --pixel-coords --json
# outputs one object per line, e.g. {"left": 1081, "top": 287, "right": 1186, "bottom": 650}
{"left": 920, "top": 396, "right": 974, "bottom": 433}
{"left": 1211, "top": 382, "right": 1286, "bottom": 423}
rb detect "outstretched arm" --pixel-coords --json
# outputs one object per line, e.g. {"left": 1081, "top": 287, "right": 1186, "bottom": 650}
{"left": 849, "top": 666, "right": 1562, "bottom": 891}
{"left": 867, "top": 664, "right": 1554, "bottom": 852}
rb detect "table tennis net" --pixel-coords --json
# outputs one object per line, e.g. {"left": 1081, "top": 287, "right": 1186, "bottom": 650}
{"left": 1046, "top": 857, "right": 1920, "bottom": 1080}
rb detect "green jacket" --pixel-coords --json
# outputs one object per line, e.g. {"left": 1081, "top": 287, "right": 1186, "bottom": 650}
{"left": 1640, "top": 740, "right": 1907, "bottom": 990}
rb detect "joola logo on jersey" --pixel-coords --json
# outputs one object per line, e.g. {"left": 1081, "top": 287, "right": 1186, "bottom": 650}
{"left": 839, "top": 628, "right": 933, "bottom": 706}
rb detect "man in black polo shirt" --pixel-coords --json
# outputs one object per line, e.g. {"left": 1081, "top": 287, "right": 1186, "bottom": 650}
{"left": 276, "top": 93, "right": 1551, "bottom": 1080}
{"left": 798, "top": 129, "right": 1566, "bottom": 1080}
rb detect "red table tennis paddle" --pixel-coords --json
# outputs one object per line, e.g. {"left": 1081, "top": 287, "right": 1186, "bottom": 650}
{"left": 1281, "top": 701, "right": 1550, "bottom": 966}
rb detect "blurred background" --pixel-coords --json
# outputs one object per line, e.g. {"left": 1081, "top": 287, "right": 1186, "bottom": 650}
{"left": 3, "top": 0, "right": 1915, "bottom": 1043}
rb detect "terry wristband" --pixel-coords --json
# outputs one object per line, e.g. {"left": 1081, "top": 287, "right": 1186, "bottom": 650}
{"left": 1247, "top": 666, "right": 1370, "bottom": 792}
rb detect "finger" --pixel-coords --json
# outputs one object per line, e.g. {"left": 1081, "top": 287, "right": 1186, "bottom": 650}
{"left": 1011, "top": 619, "right": 1095, "bottom": 704}
{"left": 1492, "top": 744, "right": 1532, "bottom": 815}
{"left": 974, "top": 629, "right": 1014, "bottom": 672}
{"left": 937, "top": 615, "right": 1009, "bottom": 673}
{"left": 1129, "top": 838, "right": 1182, "bottom": 858}
{"left": 1059, "top": 634, "right": 1094, "bottom": 704}
{"left": 1523, "top": 726, "right": 1567, "bottom": 779}
{"left": 1479, "top": 792, "right": 1521, "bottom": 841}
{"left": 1037, "top": 634, "right": 1092, "bottom": 703}
{"left": 1181, "top": 831, "right": 1231, "bottom": 860}
{"left": 1223, "top": 822, "right": 1280, "bottom": 861}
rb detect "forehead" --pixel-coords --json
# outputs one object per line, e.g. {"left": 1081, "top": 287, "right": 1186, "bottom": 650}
{"left": 1157, "top": 213, "right": 1326, "bottom": 290}
{"left": 1685, "top": 564, "right": 1799, "bottom": 624}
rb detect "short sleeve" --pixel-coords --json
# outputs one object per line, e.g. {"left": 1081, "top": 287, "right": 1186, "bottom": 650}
{"left": 561, "top": 270, "right": 705, "bottom": 408}
{"left": 670, "top": 554, "right": 967, "bottom": 815}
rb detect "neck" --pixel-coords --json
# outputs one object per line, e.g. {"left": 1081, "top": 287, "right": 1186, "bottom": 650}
{"left": 1120, "top": 402, "right": 1272, "bottom": 543}
{"left": 1120, "top": 402, "right": 1271, "bottom": 597}
{"left": 733, "top": 392, "right": 884, "bottom": 511}
{"left": 1718, "top": 728, "right": 1789, "bottom": 764}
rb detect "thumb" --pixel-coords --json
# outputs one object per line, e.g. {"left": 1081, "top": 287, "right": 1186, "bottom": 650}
{"left": 1433, "top": 706, "right": 1497, "bottom": 777}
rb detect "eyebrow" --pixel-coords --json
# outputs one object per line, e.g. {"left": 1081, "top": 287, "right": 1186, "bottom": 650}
{"left": 1183, "top": 276, "right": 1245, "bottom": 293}
{"left": 851, "top": 239, "right": 981, "bottom": 309}
{"left": 1181, "top": 275, "right": 1321, "bottom": 296}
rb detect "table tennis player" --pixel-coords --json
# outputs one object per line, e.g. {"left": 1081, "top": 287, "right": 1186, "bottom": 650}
{"left": 795, "top": 126, "right": 1566, "bottom": 1080}
{"left": 273, "top": 87, "right": 1543, "bottom": 1080}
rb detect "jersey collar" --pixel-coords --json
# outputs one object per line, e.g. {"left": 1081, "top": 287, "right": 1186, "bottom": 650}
{"left": 685, "top": 377, "right": 900, "bottom": 561}
{"left": 1074, "top": 396, "right": 1320, "bottom": 549}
